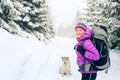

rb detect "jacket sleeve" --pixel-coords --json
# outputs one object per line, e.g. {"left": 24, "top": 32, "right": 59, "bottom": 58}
{"left": 83, "top": 40, "right": 100, "bottom": 60}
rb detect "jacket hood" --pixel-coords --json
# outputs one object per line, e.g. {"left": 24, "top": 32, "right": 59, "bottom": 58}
{"left": 77, "top": 29, "right": 92, "bottom": 42}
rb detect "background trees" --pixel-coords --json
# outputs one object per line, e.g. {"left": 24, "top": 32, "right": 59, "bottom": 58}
{"left": 0, "top": 0, "right": 55, "bottom": 41}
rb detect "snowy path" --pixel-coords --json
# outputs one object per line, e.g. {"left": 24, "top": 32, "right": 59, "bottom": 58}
{"left": 17, "top": 37, "right": 120, "bottom": 80}
{"left": 37, "top": 37, "right": 80, "bottom": 80}
{"left": 17, "top": 37, "right": 80, "bottom": 80}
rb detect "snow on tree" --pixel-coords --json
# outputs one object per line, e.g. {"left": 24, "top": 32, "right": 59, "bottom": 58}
{"left": 0, "top": 0, "right": 23, "bottom": 35}
{"left": 84, "top": 0, "right": 107, "bottom": 27}
{"left": 0, "top": 0, "right": 55, "bottom": 41}
{"left": 102, "top": 0, "right": 120, "bottom": 49}
{"left": 46, "top": 5, "right": 55, "bottom": 39}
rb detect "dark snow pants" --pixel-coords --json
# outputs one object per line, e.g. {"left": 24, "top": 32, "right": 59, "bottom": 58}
{"left": 81, "top": 73, "right": 97, "bottom": 80}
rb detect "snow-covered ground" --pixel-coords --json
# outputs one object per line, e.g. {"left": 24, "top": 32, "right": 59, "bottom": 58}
{"left": 0, "top": 28, "right": 120, "bottom": 80}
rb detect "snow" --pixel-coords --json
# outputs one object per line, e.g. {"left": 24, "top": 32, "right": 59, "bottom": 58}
{"left": 0, "top": 5, "right": 2, "bottom": 13}
{"left": 0, "top": 28, "right": 120, "bottom": 80}
{"left": 33, "top": 0, "right": 41, "bottom": 3}
{"left": 28, "top": 22, "right": 39, "bottom": 28}
{"left": 23, "top": 15, "right": 30, "bottom": 22}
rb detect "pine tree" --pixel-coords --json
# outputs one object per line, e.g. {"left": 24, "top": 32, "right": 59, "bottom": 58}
{"left": 46, "top": 5, "right": 55, "bottom": 39}
{"left": 85, "top": 0, "right": 106, "bottom": 27}
{"left": 0, "top": 0, "right": 54, "bottom": 41}
{"left": 103, "top": 0, "right": 120, "bottom": 49}
{"left": 0, "top": 0, "right": 22, "bottom": 34}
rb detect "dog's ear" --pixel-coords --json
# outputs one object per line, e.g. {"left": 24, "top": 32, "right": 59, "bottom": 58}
{"left": 67, "top": 57, "right": 69, "bottom": 59}
{"left": 61, "top": 57, "right": 64, "bottom": 60}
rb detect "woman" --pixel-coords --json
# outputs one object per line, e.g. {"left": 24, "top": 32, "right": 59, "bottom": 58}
{"left": 74, "top": 23, "right": 100, "bottom": 80}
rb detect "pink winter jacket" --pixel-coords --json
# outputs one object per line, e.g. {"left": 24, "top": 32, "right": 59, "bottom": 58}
{"left": 74, "top": 29, "right": 100, "bottom": 73}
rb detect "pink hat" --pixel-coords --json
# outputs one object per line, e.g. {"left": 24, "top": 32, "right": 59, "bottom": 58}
{"left": 75, "top": 23, "right": 87, "bottom": 31}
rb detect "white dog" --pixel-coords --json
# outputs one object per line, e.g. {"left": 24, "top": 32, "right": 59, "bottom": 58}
{"left": 58, "top": 56, "right": 72, "bottom": 77}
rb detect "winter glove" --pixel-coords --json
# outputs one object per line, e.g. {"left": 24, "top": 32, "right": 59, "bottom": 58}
{"left": 77, "top": 45, "right": 85, "bottom": 56}
{"left": 78, "top": 65, "right": 85, "bottom": 71}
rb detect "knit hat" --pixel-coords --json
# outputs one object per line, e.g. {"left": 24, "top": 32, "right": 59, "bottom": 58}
{"left": 75, "top": 23, "right": 87, "bottom": 31}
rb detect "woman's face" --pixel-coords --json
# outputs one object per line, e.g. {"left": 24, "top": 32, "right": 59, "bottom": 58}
{"left": 75, "top": 28, "right": 85, "bottom": 38}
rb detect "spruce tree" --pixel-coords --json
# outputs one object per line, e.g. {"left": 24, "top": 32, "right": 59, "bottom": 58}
{"left": 0, "top": 0, "right": 54, "bottom": 41}
{"left": 103, "top": 0, "right": 120, "bottom": 49}
{"left": 85, "top": 0, "right": 106, "bottom": 27}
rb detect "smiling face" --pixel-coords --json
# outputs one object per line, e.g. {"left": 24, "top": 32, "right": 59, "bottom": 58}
{"left": 75, "top": 28, "right": 85, "bottom": 38}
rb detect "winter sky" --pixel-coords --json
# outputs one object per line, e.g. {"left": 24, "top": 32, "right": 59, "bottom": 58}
{"left": 48, "top": 0, "right": 87, "bottom": 27}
